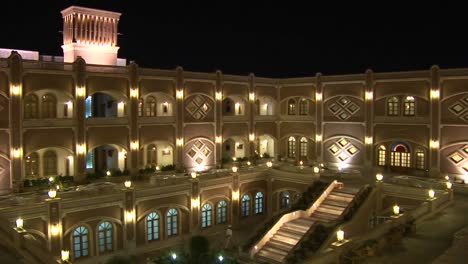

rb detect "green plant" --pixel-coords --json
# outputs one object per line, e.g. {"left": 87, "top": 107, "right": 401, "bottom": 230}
{"left": 161, "top": 164, "right": 175, "bottom": 171}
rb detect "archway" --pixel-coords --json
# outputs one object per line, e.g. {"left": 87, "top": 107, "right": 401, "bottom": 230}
{"left": 257, "top": 135, "right": 275, "bottom": 158}
{"left": 143, "top": 141, "right": 174, "bottom": 167}
{"left": 86, "top": 91, "right": 126, "bottom": 118}
{"left": 223, "top": 136, "right": 247, "bottom": 160}
{"left": 86, "top": 144, "right": 127, "bottom": 174}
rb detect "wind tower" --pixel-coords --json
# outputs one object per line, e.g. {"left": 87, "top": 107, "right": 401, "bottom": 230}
{"left": 61, "top": 6, "right": 121, "bottom": 65}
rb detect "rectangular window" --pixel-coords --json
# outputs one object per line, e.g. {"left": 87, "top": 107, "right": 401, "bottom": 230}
{"left": 85, "top": 96, "right": 92, "bottom": 118}
{"left": 401, "top": 153, "right": 411, "bottom": 167}
{"left": 86, "top": 151, "right": 93, "bottom": 169}
{"left": 378, "top": 150, "right": 386, "bottom": 166}
{"left": 416, "top": 151, "right": 425, "bottom": 169}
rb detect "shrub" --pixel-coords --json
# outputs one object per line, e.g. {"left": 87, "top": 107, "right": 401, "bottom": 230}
{"left": 161, "top": 164, "right": 175, "bottom": 171}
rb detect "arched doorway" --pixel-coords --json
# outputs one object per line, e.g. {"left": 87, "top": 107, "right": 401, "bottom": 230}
{"left": 257, "top": 135, "right": 275, "bottom": 158}
{"left": 86, "top": 144, "right": 127, "bottom": 174}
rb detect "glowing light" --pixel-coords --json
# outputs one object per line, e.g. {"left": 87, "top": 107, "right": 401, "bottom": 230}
{"left": 263, "top": 103, "right": 268, "bottom": 110}
{"left": 130, "top": 88, "right": 139, "bottom": 98}
{"left": 176, "top": 138, "right": 184, "bottom": 147}
{"left": 337, "top": 230, "right": 344, "bottom": 242}
{"left": 249, "top": 92, "right": 255, "bottom": 101}
{"left": 315, "top": 92, "right": 322, "bottom": 101}
{"left": 131, "top": 141, "right": 139, "bottom": 150}
{"left": 313, "top": 166, "right": 320, "bottom": 173}
{"left": 12, "top": 148, "right": 22, "bottom": 158}
{"left": 215, "top": 136, "right": 222, "bottom": 144}
{"left": 50, "top": 224, "right": 60, "bottom": 236}
{"left": 446, "top": 181, "right": 452, "bottom": 189}
{"left": 266, "top": 161, "right": 273, "bottom": 168}
{"left": 16, "top": 218, "right": 24, "bottom": 229}
{"left": 249, "top": 134, "right": 255, "bottom": 141}
{"left": 106, "top": 170, "right": 111, "bottom": 176}
{"left": 430, "top": 140, "right": 439, "bottom": 149}
{"left": 376, "top": 173, "right": 383, "bottom": 182}
{"left": 299, "top": 160, "right": 303, "bottom": 166}
{"left": 118, "top": 101, "right": 125, "bottom": 110}
{"left": 254, "top": 245, "right": 258, "bottom": 250}
{"left": 49, "top": 177, "right": 54, "bottom": 183}
{"left": 365, "top": 136, "right": 373, "bottom": 145}
{"left": 76, "top": 144, "right": 86, "bottom": 155}
{"left": 65, "top": 101, "right": 73, "bottom": 108}
{"left": 76, "top": 86, "right": 85, "bottom": 97}
{"left": 171, "top": 253, "right": 177, "bottom": 260}
{"left": 215, "top": 92, "right": 222, "bottom": 101}
{"left": 365, "top": 91, "right": 373, "bottom": 101}
{"left": 155, "top": 166, "right": 160, "bottom": 171}
{"left": 232, "top": 157, "right": 237, "bottom": 161}
{"left": 428, "top": 189, "right": 435, "bottom": 199}
{"left": 393, "top": 205, "right": 400, "bottom": 216}
{"left": 191, "top": 172, "right": 197, "bottom": 179}
{"left": 232, "top": 166, "right": 238, "bottom": 173}
{"left": 125, "top": 210, "right": 135, "bottom": 222}
{"left": 195, "top": 165, "right": 205, "bottom": 172}
{"left": 191, "top": 198, "right": 200, "bottom": 208}
{"left": 61, "top": 250, "right": 70, "bottom": 262}
{"left": 444, "top": 175, "right": 449, "bottom": 181}
{"left": 11, "top": 85, "right": 21, "bottom": 96}
{"left": 118, "top": 150, "right": 127, "bottom": 159}
{"left": 247, "top": 161, "right": 251, "bottom": 166}
{"left": 218, "top": 255, "right": 224, "bottom": 262}
{"left": 315, "top": 134, "right": 322, "bottom": 142}
{"left": 176, "top": 90, "right": 184, "bottom": 99}
{"left": 431, "top": 90, "right": 440, "bottom": 99}
{"left": 48, "top": 189, "right": 57, "bottom": 199}
{"left": 124, "top": 181, "right": 132, "bottom": 188}
{"left": 232, "top": 190, "right": 240, "bottom": 200}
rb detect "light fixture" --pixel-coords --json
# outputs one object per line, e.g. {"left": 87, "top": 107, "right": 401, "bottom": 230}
{"left": 215, "top": 92, "right": 222, "bottom": 101}
{"left": 232, "top": 157, "right": 237, "bottom": 161}
{"left": 336, "top": 230, "right": 344, "bottom": 242}
{"left": 11, "top": 85, "right": 21, "bottom": 96}
{"left": 125, "top": 210, "right": 135, "bottom": 222}
{"left": 191, "top": 198, "right": 200, "bottom": 208}
{"left": 130, "top": 88, "right": 139, "bottom": 98}
{"left": 124, "top": 180, "right": 132, "bottom": 188}
{"left": 155, "top": 166, "right": 160, "bottom": 171}
{"left": 171, "top": 253, "right": 177, "bottom": 260}
{"left": 266, "top": 161, "right": 273, "bottom": 168}
{"left": 249, "top": 133, "right": 255, "bottom": 141}
{"left": 191, "top": 172, "right": 197, "bottom": 179}
{"left": 393, "top": 205, "right": 400, "bottom": 216}
{"left": 376, "top": 173, "right": 383, "bottom": 182}
{"left": 176, "top": 138, "right": 184, "bottom": 147}
{"left": 76, "top": 86, "right": 85, "bottom": 97}
{"left": 176, "top": 90, "right": 184, "bottom": 99}
{"left": 444, "top": 175, "right": 449, "bottom": 181}
{"left": 130, "top": 141, "right": 139, "bottom": 150}
{"left": 365, "top": 91, "right": 373, "bottom": 101}
{"left": 315, "top": 134, "right": 322, "bottom": 142}
{"left": 76, "top": 144, "right": 86, "bottom": 155}
{"left": 232, "top": 190, "right": 240, "bottom": 200}
{"left": 365, "top": 136, "right": 373, "bottom": 145}
{"left": 106, "top": 170, "right": 111, "bottom": 176}
{"left": 428, "top": 189, "right": 435, "bottom": 199}
{"left": 299, "top": 160, "right": 303, "bottom": 166}
{"left": 313, "top": 166, "right": 320, "bottom": 173}
{"left": 61, "top": 250, "right": 70, "bottom": 262}
{"left": 446, "top": 181, "right": 452, "bottom": 189}
{"left": 16, "top": 218, "right": 24, "bottom": 229}
{"left": 431, "top": 89, "right": 440, "bottom": 100}
{"left": 218, "top": 255, "right": 224, "bottom": 262}
{"left": 215, "top": 136, "right": 222, "bottom": 144}
{"left": 249, "top": 92, "right": 255, "bottom": 101}
{"left": 232, "top": 166, "right": 238, "bottom": 173}
{"left": 50, "top": 224, "right": 60, "bottom": 236}
{"left": 12, "top": 148, "right": 21, "bottom": 158}
{"left": 247, "top": 161, "right": 251, "bottom": 166}
{"left": 315, "top": 92, "right": 322, "bottom": 101}
{"left": 430, "top": 140, "right": 439, "bottom": 149}
{"left": 49, "top": 177, "right": 54, "bottom": 183}
{"left": 48, "top": 189, "right": 57, "bottom": 199}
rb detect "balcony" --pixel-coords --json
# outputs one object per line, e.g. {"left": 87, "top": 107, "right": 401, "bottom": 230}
{"left": 23, "top": 118, "right": 75, "bottom": 128}
{"left": 86, "top": 117, "right": 129, "bottom": 126}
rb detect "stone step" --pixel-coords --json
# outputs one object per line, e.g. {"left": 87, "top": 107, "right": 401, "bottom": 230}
{"left": 327, "top": 193, "right": 354, "bottom": 202}
{"left": 334, "top": 187, "right": 360, "bottom": 195}
{"left": 265, "top": 240, "right": 295, "bottom": 252}
{"left": 311, "top": 211, "right": 340, "bottom": 221}
{"left": 262, "top": 245, "right": 289, "bottom": 257}
{"left": 310, "top": 216, "right": 331, "bottom": 223}
{"left": 256, "top": 250, "right": 285, "bottom": 264}
{"left": 270, "top": 234, "right": 300, "bottom": 246}
{"left": 276, "top": 230, "right": 303, "bottom": 240}
{"left": 330, "top": 191, "right": 355, "bottom": 199}
{"left": 321, "top": 199, "right": 350, "bottom": 208}
{"left": 316, "top": 205, "right": 344, "bottom": 215}
{"left": 279, "top": 224, "right": 309, "bottom": 236}
{"left": 289, "top": 217, "right": 315, "bottom": 226}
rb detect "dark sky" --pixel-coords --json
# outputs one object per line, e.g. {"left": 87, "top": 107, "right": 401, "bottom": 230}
{"left": 0, "top": 1, "right": 465, "bottom": 78}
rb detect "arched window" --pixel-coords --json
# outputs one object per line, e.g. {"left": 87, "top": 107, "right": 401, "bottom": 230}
{"left": 25, "top": 152, "right": 39, "bottom": 178}
{"left": 387, "top": 96, "right": 399, "bottom": 116}
{"left": 241, "top": 194, "right": 250, "bottom": 217}
{"left": 147, "top": 144, "right": 157, "bottom": 165}
{"left": 24, "top": 94, "right": 38, "bottom": 119}
{"left": 138, "top": 98, "right": 144, "bottom": 117}
{"left": 161, "top": 102, "right": 169, "bottom": 115}
{"left": 415, "top": 149, "right": 425, "bottom": 169}
{"left": 288, "top": 99, "right": 296, "bottom": 115}
{"left": 147, "top": 212, "right": 160, "bottom": 241}
{"left": 300, "top": 137, "right": 308, "bottom": 157}
{"left": 43, "top": 150, "right": 57, "bottom": 176}
{"left": 391, "top": 143, "right": 411, "bottom": 167}
{"left": 42, "top": 93, "right": 57, "bottom": 118}
{"left": 73, "top": 226, "right": 89, "bottom": 258}
{"left": 98, "top": 221, "right": 113, "bottom": 253}
{"left": 255, "top": 192, "right": 264, "bottom": 214}
{"left": 166, "top": 208, "right": 178, "bottom": 236}
{"left": 224, "top": 99, "right": 232, "bottom": 114}
{"left": 217, "top": 200, "right": 227, "bottom": 224}
{"left": 145, "top": 96, "right": 156, "bottom": 116}
{"left": 288, "top": 136, "right": 296, "bottom": 158}
{"left": 299, "top": 99, "right": 308, "bottom": 115}
{"left": 280, "top": 191, "right": 290, "bottom": 209}
{"left": 201, "top": 203, "right": 212, "bottom": 228}
{"left": 404, "top": 96, "right": 415, "bottom": 116}
{"left": 378, "top": 145, "right": 386, "bottom": 166}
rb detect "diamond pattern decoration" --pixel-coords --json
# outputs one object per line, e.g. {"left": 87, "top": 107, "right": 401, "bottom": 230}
{"left": 449, "top": 96, "right": 468, "bottom": 122}
{"left": 0, "top": 165, "right": 4, "bottom": 176}
{"left": 327, "top": 96, "right": 361, "bottom": 121}
{"left": 186, "top": 139, "right": 213, "bottom": 166}
{"left": 186, "top": 95, "right": 211, "bottom": 120}
{"left": 328, "top": 137, "right": 360, "bottom": 162}
{"left": 447, "top": 145, "right": 468, "bottom": 174}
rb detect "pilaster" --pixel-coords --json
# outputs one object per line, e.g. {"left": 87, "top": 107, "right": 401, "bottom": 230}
{"left": 248, "top": 73, "right": 255, "bottom": 158}
{"left": 315, "top": 73, "right": 323, "bottom": 161}
{"left": 215, "top": 71, "right": 223, "bottom": 168}
{"left": 365, "top": 69, "right": 374, "bottom": 171}
{"left": 175, "top": 67, "right": 184, "bottom": 171}
{"left": 47, "top": 198, "right": 62, "bottom": 255}
{"left": 73, "top": 57, "right": 87, "bottom": 183}
{"left": 128, "top": 62, "right": 139, "bottom": 176}
{"left": 430, "top": 65, "right": 441, "bottom": 177}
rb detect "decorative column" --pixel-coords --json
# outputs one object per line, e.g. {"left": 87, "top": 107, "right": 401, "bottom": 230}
{"left": 248, "top": 73, "right": 256, "bottom": 158}
{"left": 128, "top": 62, "right": 139, "bottom": 176}
{"left": 315, "top": 73, "right": 323, "bottom": 161}
{"left": 364, "top": 69, "right": 374, "bottom": 173}
{"left": 8, "top": 51, "right": 23, "bottom": 193}
{"left": 73, "top": 57, "right": 87, "bottom": 183}
{"left": 190, "top": 177, "right": 200, "bottom": 231}
{"left": 231, "top": 172, "right": 240, "bottom": 226}
{"left": 123, "top": 185, "right": 136, "bottom": 251}
{"left": 275, "top": 84, "right": 281, "bottom": 161}
{"left": 175, "top": 67, "right": 185, "bottom": 172}
{"left": 430, "top": 65, "right": 441, "bottom": 177}
{"left": 215, "top": 70, "right": 223, "bottom": 168}
{"left": 46, "top": 196, "right": 62, "bottom": 255}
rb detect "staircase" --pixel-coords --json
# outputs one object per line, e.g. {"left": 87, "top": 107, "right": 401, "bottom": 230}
{"left": 255, "top": 186, "right": 359, "bottom": 264}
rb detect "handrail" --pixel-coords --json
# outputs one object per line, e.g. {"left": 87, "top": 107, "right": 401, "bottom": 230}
{"left": 249, "top": 180, "right": 341, "bottom": 258}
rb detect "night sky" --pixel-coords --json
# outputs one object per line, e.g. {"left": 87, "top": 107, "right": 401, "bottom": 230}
{"left": 0, "top": 1, "right": 465, "bottom": 78}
